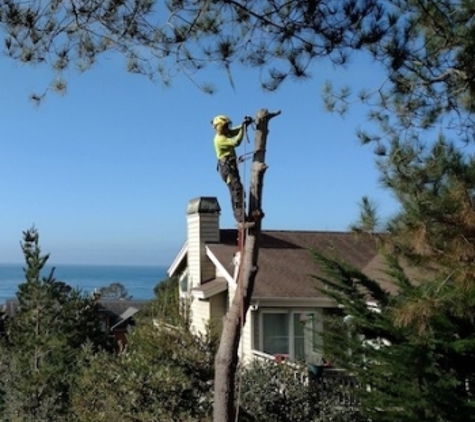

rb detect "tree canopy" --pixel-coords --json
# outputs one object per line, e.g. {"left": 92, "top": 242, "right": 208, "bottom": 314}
{"left": 97, "top": 282, "right": 131, "bottom": 299}
{"left": 357, "top": 0, "right": 475, "bottom": 142}
{"left": 314, "top": 249, "right": 475, "bottom": 422}
{"left": 1, "top": 0, "right": 391, "bottom": 98}
{"left": 3, "top": 0, "right": 474, "bottom": 152}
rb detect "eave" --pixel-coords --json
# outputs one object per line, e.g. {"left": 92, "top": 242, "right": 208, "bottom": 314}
{"left": 191, "top": 278, "right": 228, "bottom": 300}
{"left": 167, "top": 241, "right": 188, "bottom": 277}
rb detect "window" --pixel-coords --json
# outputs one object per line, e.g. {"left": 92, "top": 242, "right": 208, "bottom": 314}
{"left": 293, "top": 313, "right": 305, "bottom": 360}
{"left": 180, "top": 273, "right": 189, "bottom": 293}
{"left": 253, "top": 309, "right": 323, "bottom": 362}
{"left": 181, "top": 277, "right": 189, "bottom": 292}
{"left": 302, "top": 313, "right": 322, "bottom": 353}
{"left": 262, "top": 313, "right": 289, "bottom": 355}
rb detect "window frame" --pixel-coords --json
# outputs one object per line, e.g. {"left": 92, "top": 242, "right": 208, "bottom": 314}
{"left": 253, "top": 308, "right": 323, "bottom": 361}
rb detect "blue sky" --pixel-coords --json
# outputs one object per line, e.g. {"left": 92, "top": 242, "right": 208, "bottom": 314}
{"left": 0, "top": 53, "right": 398, "bottom": 266}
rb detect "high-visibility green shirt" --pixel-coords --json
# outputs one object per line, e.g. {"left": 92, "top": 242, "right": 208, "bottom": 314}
{"left": 214, "top": 125, "right": 244, "bottom": 160}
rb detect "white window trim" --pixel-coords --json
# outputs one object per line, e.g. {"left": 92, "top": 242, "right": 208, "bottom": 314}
{"left": 255, "top": 309, "right": 322, "bottom": 360}
{"left": 178, "top": 270, "right": 189, "bottom": 298}
{"left": 258, "top": 309, "right": 290, "bottom": 357}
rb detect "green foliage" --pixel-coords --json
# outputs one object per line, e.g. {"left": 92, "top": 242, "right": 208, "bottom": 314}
{"left": 145, "top": 276, "right": 182, "bottom": 325}
{"left": 0, "top": 230, "right": 217, "bottom": 421}
{"left": 153, "top": 275, "right": 178, "bottom": 301}
{"left": 72, "top": 278, "right": 216, "bottom": 421}
{"left": 0, "top": 228, "right": 110, "bottom": 421}
{"left": 350, "top": 196, "right": 381, "bottom": 234}
{"left": 382, "top": 137, "right": 475, "bottom": 280}
{"left": 72, "top": 315, "right": 217, "bottom": 421}
{"left": 0, "top": 0, "right": 391, "bottom": 98}
{"left": 322, "top": 6, "right": 475, "bottom": 413}
{"left": 239, "top": 360, "right": 364, "bottom": 422}
{"left": 97, "top": 282, "right": 131, "bottom": 299}
{"left": 323, "top": 1, "right": 475, "bottom": 164}
{"left": 70, "top": 345, "right": 123, "bottom": 422}
{"left": 314, "top": 249, "right": 475, "bottom": 422}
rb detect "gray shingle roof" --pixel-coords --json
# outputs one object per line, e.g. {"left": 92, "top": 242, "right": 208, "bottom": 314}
{"left": 3, "top": 299, "right": 150, "bottom": 320}
{"left": 97, "top": 299, "right": 149, "bottom": 317}
{"left": 207, "top": 230, "right": 395, "bottom": 299}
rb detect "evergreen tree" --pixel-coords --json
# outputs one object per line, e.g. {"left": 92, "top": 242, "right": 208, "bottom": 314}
{"left": 0, "top": 228, "right": 110, "bottom": 421}
{"left": 313, "top": 248, "right": 475, "bottom": 422}
{"left": 317, "top": 7, "right": 475, "bottom": 417}
{"left": 312, "top": 2, "right": 475, "bottom": 414}
{"left": 151, "top": 276, "right": 182, "bottom": 325}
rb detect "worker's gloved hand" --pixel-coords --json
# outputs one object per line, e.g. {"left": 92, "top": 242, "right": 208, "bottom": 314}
{"left": 243, "top": 116, "right": 253, "bottom": 126}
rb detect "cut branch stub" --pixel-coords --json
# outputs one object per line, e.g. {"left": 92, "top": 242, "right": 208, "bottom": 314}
{"left": 248, "top": 109, "right": 281, "bottom": 229}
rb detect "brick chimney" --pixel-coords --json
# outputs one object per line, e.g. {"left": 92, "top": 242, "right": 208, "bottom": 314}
{"left": 186, "top": 197, "right": 221, "bottom": 288}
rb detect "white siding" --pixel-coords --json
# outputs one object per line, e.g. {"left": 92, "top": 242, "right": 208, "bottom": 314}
{"left": 239, "top": 308, "right": 254, "bottom": 363}
{"left": 210, "top": 292, "right": 227, "bottom": 332}
{"left": 185, "top": 201, "right": 223, "bottom": 334}
{"left": 190, "top": 298, "right": 210, "bottom": 335}
{"left": 226, "top": 278, "right": 254, "bottom": 363}
{"left": 187, "top": 214, "right": 202, "bottom": 289}
{"left": 187, "top": 213, "right": 220, "bottom": 288}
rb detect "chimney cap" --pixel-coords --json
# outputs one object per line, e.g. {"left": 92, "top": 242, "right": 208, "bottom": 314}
{"left": 187, "top": 197, "right": 221, "bottom": 215}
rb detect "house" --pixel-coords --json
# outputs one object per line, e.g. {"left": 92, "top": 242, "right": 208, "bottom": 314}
{"left": 96, "top": 299, "right": 149, "bottom": 350}
{"left": 2, "top": 298, "right": 149, "bottom": 351}
{"left": 168, "top": 197, "right": 393, "bottom": 364}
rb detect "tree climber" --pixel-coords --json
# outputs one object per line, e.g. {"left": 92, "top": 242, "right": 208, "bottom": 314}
{"left": 212, "top": 114, "right": 253, "bottom": 226}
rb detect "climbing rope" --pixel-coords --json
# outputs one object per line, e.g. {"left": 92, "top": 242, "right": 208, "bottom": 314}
{"left": 234, "top": 117, "right": 252, "bottom": 422}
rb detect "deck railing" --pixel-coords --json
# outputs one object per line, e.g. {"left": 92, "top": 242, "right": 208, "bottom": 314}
{"left": 250, "top": 349, "right": 360, "bottom": 408}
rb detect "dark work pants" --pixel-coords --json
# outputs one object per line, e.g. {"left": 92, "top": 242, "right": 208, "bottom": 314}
{"left": 218, "top": 158, "right": 245, "bottom": 223}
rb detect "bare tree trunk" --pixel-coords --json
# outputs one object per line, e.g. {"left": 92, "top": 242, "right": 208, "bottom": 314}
{"left": 213, "top": 108, "right": 281, "bottom": 422}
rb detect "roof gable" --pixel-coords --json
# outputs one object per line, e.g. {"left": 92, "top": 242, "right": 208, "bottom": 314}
{"left": 207, "top": 230, "right": 389, "bottom": 299}
{"left": 168, "top": 241, "right": 187, "bottom": 277}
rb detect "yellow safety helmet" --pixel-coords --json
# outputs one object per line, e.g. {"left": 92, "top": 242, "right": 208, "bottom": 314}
{"left": 212, "top": 115, "right": 231, "bottom": 129}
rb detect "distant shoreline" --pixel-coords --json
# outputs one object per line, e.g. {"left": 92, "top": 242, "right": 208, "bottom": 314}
{"left": 0, "top": 264, "right": 168, "bottom": 303}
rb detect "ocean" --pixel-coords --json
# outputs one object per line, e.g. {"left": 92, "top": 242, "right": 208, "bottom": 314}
{"left": 0, "top": 264, "right": 169, "bottom": 303}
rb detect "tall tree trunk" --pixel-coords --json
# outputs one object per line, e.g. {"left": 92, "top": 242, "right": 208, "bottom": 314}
{"left": 213, "top": 108, "right": 281, "bottom": 422}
